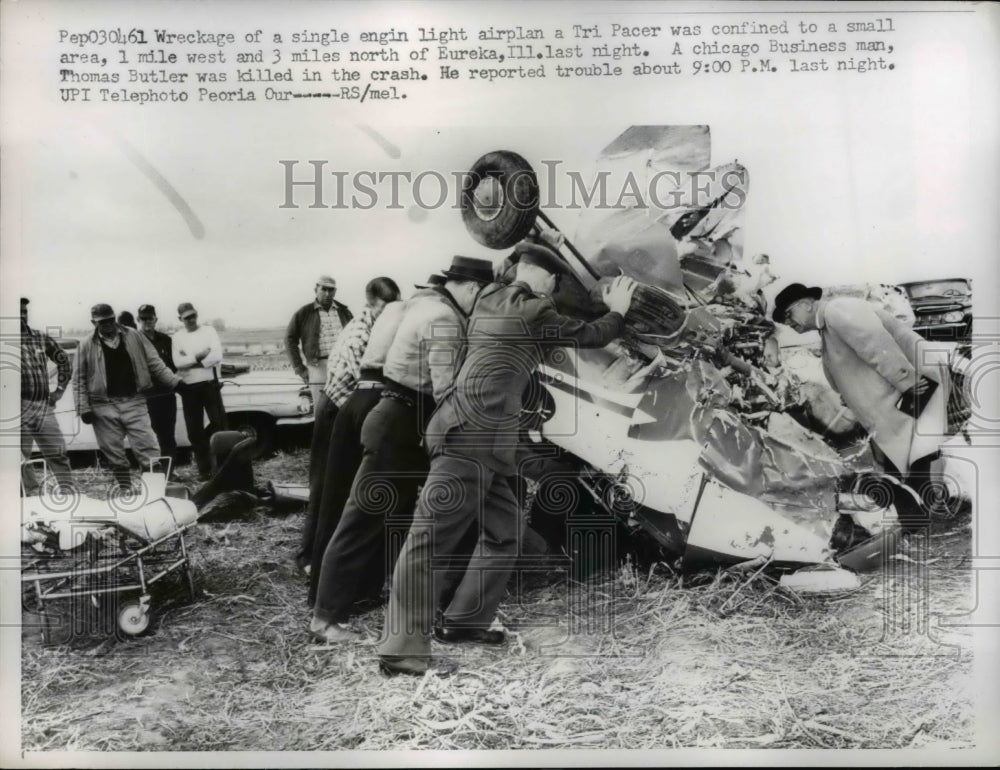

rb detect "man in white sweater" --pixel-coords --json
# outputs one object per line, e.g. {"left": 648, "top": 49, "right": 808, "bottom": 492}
{"left": 173, "top": 302, "right": 227, "bottom": 478}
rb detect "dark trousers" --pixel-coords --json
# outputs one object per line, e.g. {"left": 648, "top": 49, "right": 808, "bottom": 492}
{"left": 297, "top": 391, "right": 339, "bottom": 570}
{"left": 882, "top": 452, "right": 937, "bottom": 531}
{"left": 145, "top": 390, "right": 178, "bottom": 464}
{"left": 377, "top": 436, "right": 522, "bottom": 659}
{"left": 304, "top": 387, "right": 383, "bottom": 604}
{"left": 180, "top": 381, "right": 227, "bottom": 474}
{"left": 313, "top": 394, "right": 431, "bottom": 624}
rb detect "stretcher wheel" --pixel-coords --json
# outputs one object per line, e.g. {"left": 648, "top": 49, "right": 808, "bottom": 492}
{"left": 117, "top": 602, "right": 150, "bottom": 636}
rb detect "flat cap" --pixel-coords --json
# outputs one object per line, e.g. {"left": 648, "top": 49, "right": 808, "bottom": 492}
{"left": 91, "top": 303, "right": 115, "bottom": 321}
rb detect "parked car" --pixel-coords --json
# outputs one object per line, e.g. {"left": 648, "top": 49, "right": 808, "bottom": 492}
{"left": 898, "top": 278, "right": 972, "bottom": 341}
{"left": 48, "top": 341, "right": 313, "bottom": 457}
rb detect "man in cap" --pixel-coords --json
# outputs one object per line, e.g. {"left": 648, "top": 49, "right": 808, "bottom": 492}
{"left": 310, "top": 256, "right": 494, "bottom": 643}
{"left": 173, "top": 302, "right": 226, "bottom": 479}
{"left": 136, "top": 305, "right": 179, "bottom": 466}
{"left": 772, "top": 282, "right": 939, "bottom": 529}
{"left": 376, "top": 245, "right": 637, "bottom": 675}
{"left": 75, "top": 303, "right": 182, "bottom": 490}
{"left": 20, "top": 297, "right": 73, "bottom": 493}
{"left": 286, "top": 275, "right": 354, "bottom": 405}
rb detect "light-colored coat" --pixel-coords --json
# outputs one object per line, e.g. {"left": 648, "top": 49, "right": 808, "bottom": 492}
{"left": 817, "top": 296, "right": 937, "bottom": 474}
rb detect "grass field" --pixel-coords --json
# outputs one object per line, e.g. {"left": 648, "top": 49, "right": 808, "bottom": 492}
{"left": 20, "top": 449, "right": 978, "bottom": 755}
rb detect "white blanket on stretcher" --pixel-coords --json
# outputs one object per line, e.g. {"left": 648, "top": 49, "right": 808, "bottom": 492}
{"left": 22, "top": 473, "right": 199, "bottom": 550}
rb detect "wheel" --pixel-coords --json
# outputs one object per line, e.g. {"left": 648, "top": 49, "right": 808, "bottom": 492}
{"left": 230, "top": 414, "right": 275, "bottom": 458}
{"left": 461, "top": 150, "right": 540, "bottom": 249}
{"left": 117, "top": 601, "right": 150, "bottom": 636}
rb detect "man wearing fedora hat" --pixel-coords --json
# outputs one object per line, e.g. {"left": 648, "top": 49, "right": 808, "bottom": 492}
{"left": 309, "top": 255, "right": 494, "bottom": 644}
{"left": 286, "top": 274, "right": 354, "bottom": 406}
{"left": 75, "top": 303, "right": 182, "bottom": 490}
{"left": 772, "top": 282, "right": 939, "bottom": 528}
{"left": 376, "top": 244, "right": 638, "bottom": 675}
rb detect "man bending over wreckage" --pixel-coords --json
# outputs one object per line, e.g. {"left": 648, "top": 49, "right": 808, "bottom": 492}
{"left": 772, "top": 282, "right": 943, "bottom": 531}
{"left": 376, "top": 244, "right": 637, "bottom": 676}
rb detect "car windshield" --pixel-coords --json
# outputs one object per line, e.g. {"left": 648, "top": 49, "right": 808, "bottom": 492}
{"left": 904, "top": 280, "right": 969, "bottom": 299}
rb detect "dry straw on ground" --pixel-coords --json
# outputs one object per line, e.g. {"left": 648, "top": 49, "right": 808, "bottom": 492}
{"left": 21, "top": 449, "right": 975, "bottom": 752}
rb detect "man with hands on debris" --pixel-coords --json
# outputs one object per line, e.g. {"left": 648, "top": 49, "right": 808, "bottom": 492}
{"left": 376, "top": 243, "right": 638, "bottom": 676}
{"left": 309, "top": 256, "right": 495, "bottom": 645}
{"left": 773, "top": 282, "right": 942, "bottom": 530}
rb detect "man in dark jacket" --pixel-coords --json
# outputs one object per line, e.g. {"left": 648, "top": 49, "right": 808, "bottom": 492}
{"left": 75, "top": 303, "right": 182, "bottom": 490}
{"left": 285, "top": 275, "right": 353, "bottom": 405}
{"left": 376, "top": 245, "right": 637, "bottom": 675}
{"left": 137, "top": 304, "right": 179, "bottom": 465}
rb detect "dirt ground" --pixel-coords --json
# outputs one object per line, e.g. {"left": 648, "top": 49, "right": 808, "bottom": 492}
{"left": 20, "top": 449, "right": 978, "bottom": 754}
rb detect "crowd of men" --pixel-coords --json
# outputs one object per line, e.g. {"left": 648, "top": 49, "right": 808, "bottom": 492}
{"left": 20, "top": 298, "right": 226, "bottom": 492}
{"left": 288, "top": 246, "right": 637, "bottom": 676}
{"left": 20, "top": 241, "right": 941, "bottom": 677}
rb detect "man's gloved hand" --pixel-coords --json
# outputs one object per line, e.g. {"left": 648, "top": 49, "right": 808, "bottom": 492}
{"left": 47, "top": 388, "right": 64, "bottom": 407}
{"left": 296, "top": 369, "right": 309, "bottom": 385}
{"left": 897, "top": 375, "right": 937, "bottom": 418}
{"left": 80, "top": 412, "right": 94, "bottom": 425}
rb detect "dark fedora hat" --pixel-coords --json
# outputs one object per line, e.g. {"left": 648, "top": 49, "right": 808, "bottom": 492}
{"left": 514, "top": 242, "right": 572, "bottom": 276}
{"left": 772, "top": 283, "right": 823, "bottom": 322}
{"left": 414, "top": 273, "right": 447, "bottom": 289}
{"left": 441, "top": 256, "right": 494, "bottom": 285}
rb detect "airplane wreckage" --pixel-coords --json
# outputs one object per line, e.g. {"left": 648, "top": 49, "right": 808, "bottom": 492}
{"left": 459, "top": 126, "right": 951, "bottom": 581}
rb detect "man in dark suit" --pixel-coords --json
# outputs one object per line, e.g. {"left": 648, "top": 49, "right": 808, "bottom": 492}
{"left": 137, "top": 304, "right": 179, "bottom": 466}
{"left": 376, "top": 244, "right": 637, "bottom": 676}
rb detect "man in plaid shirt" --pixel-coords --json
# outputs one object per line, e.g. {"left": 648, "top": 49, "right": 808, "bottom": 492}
{"left": 298, "top": 277, "right": 401, "bottom": 575}
{"left": 20, "top": 298, "right": 72, "bottom": 492}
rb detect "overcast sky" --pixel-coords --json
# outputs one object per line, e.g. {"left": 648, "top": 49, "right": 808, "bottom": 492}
{"left": 3, "top": 1, "right": 997, "bottom": 332}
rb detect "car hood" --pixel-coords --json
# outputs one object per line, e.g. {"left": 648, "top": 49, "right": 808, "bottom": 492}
{"left": 225, "top": 370, "right": 304, "bottom": 388}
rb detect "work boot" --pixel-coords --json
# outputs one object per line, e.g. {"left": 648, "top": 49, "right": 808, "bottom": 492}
{"left": 112, "top": 467, "right": 134, "bottom": 494}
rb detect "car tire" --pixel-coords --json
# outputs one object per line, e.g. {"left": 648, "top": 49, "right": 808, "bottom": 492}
{"left": 461, "top": 150, "right": 540, "bottom": 249}
{"left": 228, "top": 414, "right": 276, "bottom": 458}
